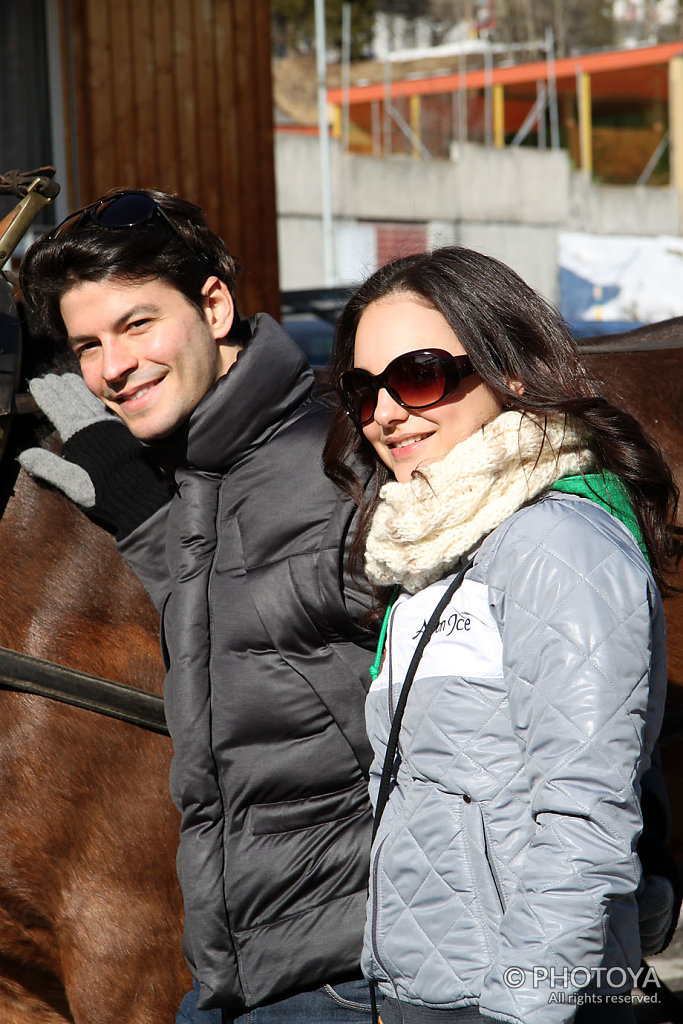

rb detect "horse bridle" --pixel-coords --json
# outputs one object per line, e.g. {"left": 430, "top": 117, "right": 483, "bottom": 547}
{"left": 0, "top": 168, "right": 53, "bottom": 463}
{"left": 0, "top": 645, "right": 168, "bottom": 734}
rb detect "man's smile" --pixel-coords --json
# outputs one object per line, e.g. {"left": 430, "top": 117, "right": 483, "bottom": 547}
{"left": 109, "top": 374, "right": 167, "bottom": 407}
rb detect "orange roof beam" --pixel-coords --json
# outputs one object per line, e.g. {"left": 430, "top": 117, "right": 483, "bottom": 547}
{"left": 328, "top": 41, "right": 683, "bottom": 106}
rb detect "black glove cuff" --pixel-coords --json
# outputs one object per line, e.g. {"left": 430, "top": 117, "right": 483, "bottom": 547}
{"left": 63, "top": 420, "right": 173, "bottom": 539}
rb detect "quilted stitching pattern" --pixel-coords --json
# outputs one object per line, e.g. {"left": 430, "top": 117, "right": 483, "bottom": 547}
{"left": 363, "top": 495, "right": 667, "bottom": 1024}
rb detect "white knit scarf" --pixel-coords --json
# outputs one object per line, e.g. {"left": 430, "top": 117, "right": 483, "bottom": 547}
{"left": 365, "top": 411, "right": 595, "bottom": 594}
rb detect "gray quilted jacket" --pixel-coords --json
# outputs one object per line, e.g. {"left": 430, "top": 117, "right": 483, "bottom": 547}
{"left": 363, "top": 492, "right": 667, "bottom": 1023}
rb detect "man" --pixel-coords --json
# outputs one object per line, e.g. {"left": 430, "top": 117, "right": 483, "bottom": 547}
{"left": 19, "top": 189, "right": 376, "bottom": 1023}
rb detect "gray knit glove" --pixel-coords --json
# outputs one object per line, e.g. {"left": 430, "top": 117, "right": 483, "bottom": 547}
{"left": 18, "top": 373, "right": 173, "bottom": 538}
{"left": 19, "top": 374, "right": 112, "bottom": 507}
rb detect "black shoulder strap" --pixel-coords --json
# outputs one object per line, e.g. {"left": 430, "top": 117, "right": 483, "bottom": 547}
{"left": 372, "top": 558, "right": 472, "bottom": 842}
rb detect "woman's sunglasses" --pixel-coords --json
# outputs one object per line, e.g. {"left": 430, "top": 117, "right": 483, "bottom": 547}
{"left": 49, "top": 190, "right": 181, "bottom": 241}
{"left": 338, "top": 348, "right": 475, "bottom": 427}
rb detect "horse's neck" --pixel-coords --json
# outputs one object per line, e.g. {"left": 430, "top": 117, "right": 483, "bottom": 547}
{"left": 584, "top": 348, "right": 683, "bottom": 527}
{"left": 0, "top": 464, "right": 164, "bottom": 692}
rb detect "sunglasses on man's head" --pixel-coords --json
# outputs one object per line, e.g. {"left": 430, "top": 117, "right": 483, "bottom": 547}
{"left": 338, "top": 348, "right": 475, "bottom": 427}
{"left": 49, "top": 190, "right": 181, "bottom": 241}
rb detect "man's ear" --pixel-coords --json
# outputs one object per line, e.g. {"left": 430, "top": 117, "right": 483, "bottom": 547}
{"left": 201, "top": 276, "right": 235, "bottom": 340}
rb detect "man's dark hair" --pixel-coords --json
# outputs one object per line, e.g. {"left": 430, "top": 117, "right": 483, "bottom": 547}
{"left": 19, "top": 188, "right": 242, "bottom": 346}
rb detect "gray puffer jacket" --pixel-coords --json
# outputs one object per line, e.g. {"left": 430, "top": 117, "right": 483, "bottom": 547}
{"left": 119, "top": 315, "right": 376, "bottom": 1013}
{"left": 364, "top": 492, "right": 667, "bottom": 1023}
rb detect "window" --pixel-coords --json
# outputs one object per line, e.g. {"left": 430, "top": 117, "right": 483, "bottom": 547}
{"left": 0, "top": 0, "right": 54, "bottom": 227}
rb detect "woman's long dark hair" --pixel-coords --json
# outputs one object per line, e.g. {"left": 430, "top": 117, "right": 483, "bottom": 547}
{"left": 323, "top": 246, "right": 678, "bottom": 593}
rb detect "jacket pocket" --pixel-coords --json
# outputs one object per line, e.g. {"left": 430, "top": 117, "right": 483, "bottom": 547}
{"left": 250, "top": 780, "right": 370, "bottom": 835}
{"left": 463, "top": 798, "right": 507, "bottom": 924}
{"left": 479, "top": 806, "right": 507, "bottom": 913}
{"left": 231, "top": 779, "right": 372, "bottom": 932}
{"left": 159, "top": 592, "right": 171, "bottom": 671}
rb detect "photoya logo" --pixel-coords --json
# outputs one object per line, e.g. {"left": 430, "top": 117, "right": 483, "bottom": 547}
{"left": 503, "top": 965, "right": 660, "bottom": 991}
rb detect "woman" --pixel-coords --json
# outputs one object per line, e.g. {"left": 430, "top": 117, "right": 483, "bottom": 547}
{"left": 323, "top": 247, "right": 678, "bottom": 1024}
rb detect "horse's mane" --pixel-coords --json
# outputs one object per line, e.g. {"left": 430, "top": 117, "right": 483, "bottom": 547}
{"left": 579, "top": 317, "right": 683, "bottom": 353}
{"left": 0, "top": 295, "right": 76, "bottom": 513}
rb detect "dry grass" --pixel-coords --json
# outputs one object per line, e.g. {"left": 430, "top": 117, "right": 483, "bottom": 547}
{"left": 272, "top": 51, "right": 486, "bottom": 126}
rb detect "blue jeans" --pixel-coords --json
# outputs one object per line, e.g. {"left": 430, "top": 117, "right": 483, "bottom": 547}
{"left": 176, "top": 979, "right": 374, "bottom": 1023}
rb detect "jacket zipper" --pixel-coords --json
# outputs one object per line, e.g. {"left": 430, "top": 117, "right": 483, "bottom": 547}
{"left": 386, "top": 605, "right": 398, "bottom": 724}
{"left": 372, "top": 604, "right": 398, "bottom": 983}
{"left": 370, "top": 834, "right": 390, "bottom": 978}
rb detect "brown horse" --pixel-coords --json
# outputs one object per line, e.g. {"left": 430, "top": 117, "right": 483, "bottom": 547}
{"left": 0, "top": 314, "right": 681, "bottom": 1023}
{"left": 0, "top": 428, "right": 188, "bottom": 1021}
{"left": 581, "top": 327, "right": 683, "bottom": 885}
{"left": 0, "top": 168, "right": 189, "bottom": 1022}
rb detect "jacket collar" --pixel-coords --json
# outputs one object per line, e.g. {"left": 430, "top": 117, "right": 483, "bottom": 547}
{"left": 163, "top": 313, "right": 314, "bottom": 471}
{"left": 551, "top": 471, "right": 647, "bottom": 560}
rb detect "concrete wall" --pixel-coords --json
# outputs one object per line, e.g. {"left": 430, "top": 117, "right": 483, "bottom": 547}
{"left": 275, "top": 134, "right": 681, "bottom": 305}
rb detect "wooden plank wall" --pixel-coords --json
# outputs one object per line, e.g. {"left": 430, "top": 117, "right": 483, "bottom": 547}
{"left": 58, "top": 0, "right": 279, "bottom": 318}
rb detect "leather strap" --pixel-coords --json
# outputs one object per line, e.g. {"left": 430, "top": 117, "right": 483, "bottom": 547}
{"left": 372, "top": 558, "right": 472, "bottom": 842}
{"left": 0, "top": 644, "right": 168, "bottom": 734}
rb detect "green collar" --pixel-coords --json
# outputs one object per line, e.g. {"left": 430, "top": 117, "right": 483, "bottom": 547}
{"left": 370, "top": 586, "right": 400, "bottom": 681}
{"left": 550, "top": 471, "right": 648, "bottom": 561}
